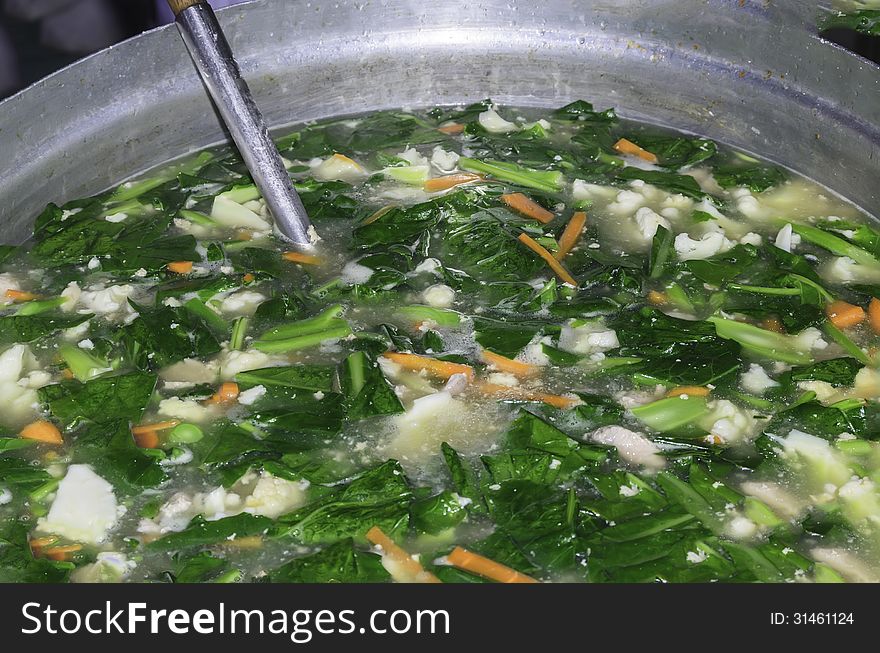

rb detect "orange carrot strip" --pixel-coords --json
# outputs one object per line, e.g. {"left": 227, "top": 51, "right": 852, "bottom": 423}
{"left": 555, "top": 211, "right": 587, "bottom": 260}
{"left": 480, "top": 350, "right": 539, "bottom": 377}
{"left": 5, "top": 289, "right": 40, "bottom": 302}
{"left": 134, "top": 430, "right": 160, "bottom": 449}
{"left": 167, "top": 261, "right": 194, "bottom": 274}
{"left": 446, "top": 546, "right": 539, "bottom": 583}
{"left": 45, "top": 544, "right": 83, "bottom": 561}
{"left": 437, "top": 123, "right": 465, "bottom": 134}
{"left": 382, "top": 352, "right": 474, "bottom": 381}
{"left": 360, "top": 205, "right": 396, "bottom": 227}
{"left": 283, "top": 251, "right": 322, "bottom": 266}
{"left": 517, "top": 233, "right": 577, "bottom": 286}
{"left": 131, "top": 420, "right": 180, "bottom": 435}
{"left": 29, "top": 536, "right": 59, "bottom": 551}
{"left": 366, "top": 526, "right": 441, "bottom": 584}
{"left": 501, "top": 193, "right": 555, "bottom": 224}
{"left": 242, "top": 273, "right": 255, "bottom": 283}
{"left": 477, "top": 382, "right": 580, "bottom": 410}
{"left": 647, "top": 290, "right": 668, "bottom": 306}
{"left": 665, "top": 386, "right": 711, "bottom": 398}
{"left": 826, "top": 300, "right": 866, "bottom": 329}
{"left": 424, "top": 173, "right": 483, "bottom": 193}
{"left": 235, "top": 230, "right": 254, "bottom": 241}
{"left": 20, "top": 421, "right": 63, "bottom": 445}
{"left": 613, "top": 137, "right": 659, "bottom": 164}
{"left": 206, "top": 382, "right": 240, "bottom": 405}
{"left": 869, "top": 298, "right": 880, "bottom": 334}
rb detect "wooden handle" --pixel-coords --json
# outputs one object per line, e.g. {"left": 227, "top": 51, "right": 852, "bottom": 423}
{"left": 168, "top": 0, "right": 205, "bottom": 16}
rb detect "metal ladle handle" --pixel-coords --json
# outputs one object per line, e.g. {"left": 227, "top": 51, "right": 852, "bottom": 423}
{"left": 167, "top": 0, "right": 315, "bottom": 247}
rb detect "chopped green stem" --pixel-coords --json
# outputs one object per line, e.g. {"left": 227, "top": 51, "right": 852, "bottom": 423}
{"left": 342, "top": 350, "right": 368, "bottom": 396}
{"left": 58, "top": 343, "right": 110, "bottom": 382}
{"left": 823, "top": 321, "right": 872, "bottom": 366}
{"left": 178, "top": 209, "right": 218, "bottom": 227}
{"left": 395, "top": 305, "right": 461, "bottom": 327}
{"left": 792, "top": 223, "right": 880, "bottom": 268}
{"left": 458, "top": 157, "right": 564, "bottom": 193}
{"left": 254, "top": 323, "right": 352, "bottom": 354}
{"left": 15, "top": 297, "right": 66, "bottom": 316}
{"left": 230, "top": 316, "right": 250, "bottom": 351}
{"left": 257, "top": 305, "right": 345, "bottom": 342}
{"left": 183, "top": 298, "right": 229, "bottom": 336}
{"left": 220, "top": 185, "right": 261, "bottom": 204}
{"left": 709, "top": 316, "right": 813, "bottom": 365}
{"left": 631, "top": 396, "right": 710, "bottom": 432}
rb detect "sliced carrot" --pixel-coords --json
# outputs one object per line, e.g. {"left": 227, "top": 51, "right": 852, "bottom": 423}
{"left": 44, "top": 544, "right": 83, "bottom": 561}
{"left": 826, "top": 300, "right": 866, "bottom": 329}
{"left": 29, "top": 536, "right": 59, "bottom": 552}
{"left": 382, "top": 352, "right": 474, "bottom": 381}
{"left": 242, "top": 273, "right": 255, "bottom": 283}
{"left": 480, "top": 350, "right": 539, "bottom": 378}
{"left": 437, "top": 122, "right": 465, "bottom": 134}
{"left": 501, "top": 193, "right": 555, "bottom": 224}
{"left": 20, "top": 421, "right": 63, "bottom": 445}
{"left": 761, "top": 317, "right": 784, "bottom": 333}
{"left": 366, "top": 526, "right": 441, "bottom": 584}
{"left": 5, "top": 289, "right": 39, "bottom": 302}
{"left": 613, "top": 137, "right": 659, "bottom": 164}
{"left": 167, "top": 261, "right": 194, "bottom": 274}
{"left": 360, "top": 205, "right": 396, "bottom": 226}
{"left": 446, "top": 546, "right": 539, "bottom": 583}
{"left": 282, "top": 251, "right": 322, "bottom": 266}
{"left": 517, "top": 233, "right": 577, "bottom": 286}
{"left": 235, "top": 230, "right": 254, "bottom": 241}
{"left": 61, "top": 368, "right": 75, "bottom": 380}
{"left": 132, "top": 420, "right": 180, "bottom": 435}
{"left": 477, "top": 382, "right": 580, "bottom": 410}
{"left": 869, "top": 298, "right": 880, "bottom": 334}
{"left": 555, "top": 211, "right": 587, "bottom": 260}
{"left": 665, "top": 386, "right": 711, "bottom": 398}
{"left": 133, "top": 430, "right": 160, "bottom": 449}
{"left": 206, "top": 382, "right": 240, "bottom": 405}
{"left": 424, "top": 173, "right": 483, "bottom": 193}
{"left": 647, "top": 290, "right": 668, "bottom": 306}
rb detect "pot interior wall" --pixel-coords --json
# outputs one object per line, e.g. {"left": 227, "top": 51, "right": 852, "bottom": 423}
{"left": 0, "top": 0, "right": 878, "bottom": 245}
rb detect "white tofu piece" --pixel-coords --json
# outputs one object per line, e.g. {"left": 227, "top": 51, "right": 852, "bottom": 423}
{"left": 78, "top": 284, "right": 137, "bottom": 319}
{"left": 700, "top": 399, "right": 758, "bottom": 444}
{"left": 37, "top": 465, "right": 119, "bottom": 545}
{"left": 811, "top": 548, "right": 880, "bottom": 583}
{"left": 238, "top": 385, "right": 267, "bottom": 406}
{"left": 589, "top": 425, "right": 665, "bottom": 469}
{"left": 60, "top": 281, "right": 82, "bottom": 312}
{"left": 219, "top": 290, "right": 266, "bottom": 316}
{"left": 558, "top": 321, "right": 619, "bottom": 355}
{"left": 739, "top": 481, "right": 804, "bottom": 520}
{"left": 739, "top": 232, "right": 763, "bottom": 246}
{"left": 773, "top": 223, "right": 800, "bottom": 252}
{"left": 158, "top": 397, "right": 216, "bottom": 423}
{"left": 0, "top": 344, "right": 40, "bottom": 428}
{"left": 793, "top": 326, "right": 828, "bottom": 351}
{"left": 218, "top": 349, "right": 279, "bottom": 380}
{"left": 634, "top": 207, "right": 671, "bottom": 242}
{"left": 477, "top": 108, "right": 518, "bottom": 133}
{"left": 312, "top": 154, "right": 368, "bottom": 183}
{"left": 160, "top": 358, "right": 220, "bottom": 384}
{"left": 571, "top": 179, "right": 617, "bottom": 201}
{"left": 725, "top": 515, "right": 758, "bottom": 540}
{"left": 243, "top": 473, "right": 308, "bottom": 519}
{"left": 740, "top": 363, "right": 779, "bottom": 395}
{"left": 341, "top": 261, "right": 375, "bottom": 285}
{"left": 396, "top": 147, "right": 429, "bottom": 167}
{"left": 607, "top": 189, "right": 645, "bottom": 216}
{"left": 673, "top": 231, "right": 733, "bottom": 260}
{"left": 430, "top": 146, "right": 460, "bottom": 173}
{"left": 71, "top": 552, "right": 136, "bottom": 583}
{"left": 422, "top": 284, "right": 455, "bottom": 308}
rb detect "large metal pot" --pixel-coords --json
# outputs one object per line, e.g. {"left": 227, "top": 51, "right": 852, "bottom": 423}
{"left": 0, "top": 0, "right": 878, "bottom": 246}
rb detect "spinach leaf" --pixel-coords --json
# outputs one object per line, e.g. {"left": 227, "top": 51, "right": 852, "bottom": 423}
{"left": 269, "top": 539, "right": 390, "bottom": 583}
{"left": 0, "top": 522, "right": 72, "bottom": 583}
{"left": 713, "top": 164, "right": 786, "bottom": 192}
{"left": 821, "top": 9, "right": 880, "bottom": 36}
{"left": 119, "top": 302, "right": 221, "bottom": 369}
{"left": 0, "top": 313, "right": 92, "bottom": 346}
{"left": 787, "top": 357, "right": 863, "bottom": 388}
{"left": 472, "top": 316, "right": 544, "bottom": 358}
{"left": 411, "top": 491, "right": 467, "bottom": 534}
{"left": 237, "top": 365, "right": 335, "bottom": 392}
{"left": 74, "top": 420, "right": 167, "bottom": 492}
{"left": 148, "top": 513, "right": 273, "bottom": 551}
{"left": 686, "top": 244, "right": 759, "bottom": 285}
{"left": 294, "top": 179, "right": 360, "bottom": 222}
{"left": 614, "top": 168, "right": 708, "bottom": 200}
{"left": 39, "top": 371, "right": 157, "bottom": 429}
{"left": 168, "top": 552, "right": 234, "bottom": 583}
{"left": 0, "top": 456, "right": 52, "bottom": 491}
{"left": 340, "top": 352, "right": 404, "bottom": 419}
{"left": 625, "top": 134, "right": 717, "bottom": 169}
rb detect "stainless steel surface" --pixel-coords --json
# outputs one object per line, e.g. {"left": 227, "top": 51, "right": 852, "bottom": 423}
{"left": 0, "top": 0, "right": 878, "bottom": 246}
{"left": 174, "top": 2, "right": 313, "bottom": 246}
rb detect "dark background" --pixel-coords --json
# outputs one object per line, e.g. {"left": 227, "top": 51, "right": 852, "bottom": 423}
{"left": 0, "top": 2, "right": 877, "bottom": 100}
